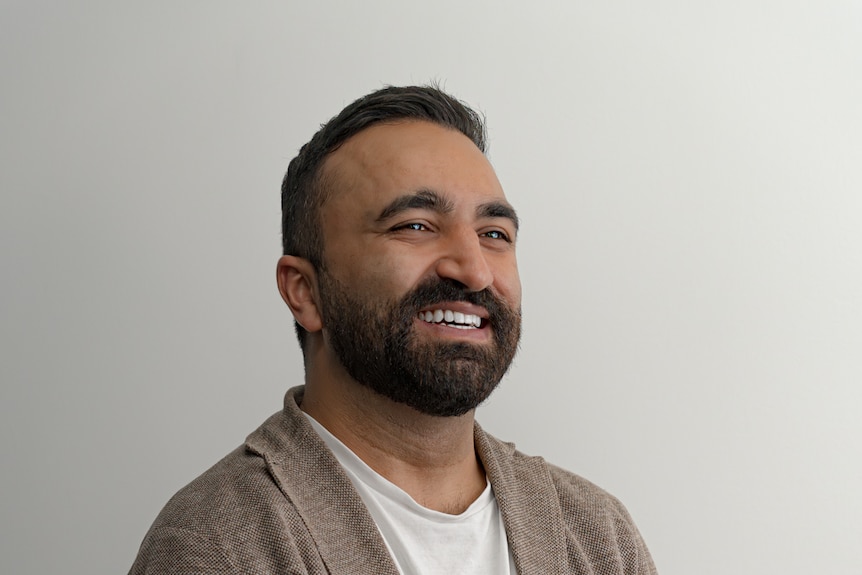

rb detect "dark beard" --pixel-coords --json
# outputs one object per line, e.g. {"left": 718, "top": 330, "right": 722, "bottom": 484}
{"left": 318, "top": 273, "right": 521, "bottom": 417}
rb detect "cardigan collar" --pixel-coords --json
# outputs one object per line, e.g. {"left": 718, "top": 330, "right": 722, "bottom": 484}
{"left": 245, "top": 386, "right": 567, "bottom": 574}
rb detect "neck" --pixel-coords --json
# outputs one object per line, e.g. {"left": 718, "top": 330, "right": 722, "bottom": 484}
{"left": 300, "top": 358, "right": 486, "bottom": 514}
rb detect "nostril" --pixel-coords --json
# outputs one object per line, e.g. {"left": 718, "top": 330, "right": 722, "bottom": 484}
{"left": 434, "top": 247, "right": 494, "bottom": 292}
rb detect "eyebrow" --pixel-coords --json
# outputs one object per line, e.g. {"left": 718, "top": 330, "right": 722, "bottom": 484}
{"left": 478, "top": 200, "right": 520, "bottom": 231}
{"left": 375, "top": 189, "right": 453, "bottom": 222}
{"left": 376, "top": 189, "right": 520, "bottom": 231}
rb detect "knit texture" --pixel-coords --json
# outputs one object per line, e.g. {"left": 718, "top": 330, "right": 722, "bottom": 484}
{"left": 129, "top": 386, "right": 657, "bottom": 575}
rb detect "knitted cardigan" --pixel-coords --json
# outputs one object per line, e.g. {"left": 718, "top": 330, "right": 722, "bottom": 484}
{"left": 129, "top": 386, "right": 657, "bottom": 574}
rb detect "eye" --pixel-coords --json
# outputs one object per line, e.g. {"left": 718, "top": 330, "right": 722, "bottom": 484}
{"left": 389, "top": 221, "right": 434, "bottom": 235}
{"left": 394, "top": 222, "right": 428, "bottom": 232}
{"left": 481, "top": 229, "right": 511, "bottom": 242}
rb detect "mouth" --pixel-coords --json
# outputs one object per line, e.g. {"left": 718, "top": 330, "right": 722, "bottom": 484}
{"left": 416, "top": 309, "right": 485, "bottom": 330}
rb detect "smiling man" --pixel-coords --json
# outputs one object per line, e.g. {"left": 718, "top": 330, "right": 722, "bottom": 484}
{"left": 129, "top": 86, "right": 657, "bottom": 575}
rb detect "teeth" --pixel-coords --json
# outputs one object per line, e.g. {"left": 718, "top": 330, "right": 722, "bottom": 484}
{"left": 417, "top": 309, "right": 483, "bottom": 328}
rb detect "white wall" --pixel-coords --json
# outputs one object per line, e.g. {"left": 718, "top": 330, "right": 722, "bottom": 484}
{"left": 2, "top": 1, "right": 860, "bottom": 573}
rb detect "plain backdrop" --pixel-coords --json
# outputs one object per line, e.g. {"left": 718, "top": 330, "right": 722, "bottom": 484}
{"left": 2, "top": 2, "right": 860, "bottom": 574}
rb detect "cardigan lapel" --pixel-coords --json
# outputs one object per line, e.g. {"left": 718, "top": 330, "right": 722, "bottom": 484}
{"left": 245, "top": 387, "right": 568, "bottom": 574}
{"left": 476, "top": 424, "right": 569, "bottom": 574}
{"left": 246, "top": 387, "right": 401, "bottom": 575}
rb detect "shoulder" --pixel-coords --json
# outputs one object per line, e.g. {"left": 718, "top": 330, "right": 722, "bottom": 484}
{"left": 135, "top": 388, "right": 317, "bottom": 549}
{"left": 146, "top": 444, "right": 280, "bottom": 535}
{"left": 484, "top": 431, "right": 633, "bottom": 523}
{"left": 129, "top": 445, "right": 289, "bottom": 574}
{"left": 544, "top": 461, "right": 633, "bottom": 521}
{"left": 128, "top": 447, "right": 252, "bottom": 574}
{"left": 130, "top": 401, "right": 331, "bottom": 574}
{"left": 478, "top": 429, "right": 657, "bottom": 574}
{"left": 479, "top": 427, "right": 637, "bottom": 518}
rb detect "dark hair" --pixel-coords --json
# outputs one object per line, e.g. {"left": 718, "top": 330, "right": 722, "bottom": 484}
{"left": 281, "top": 85, "right": 488, "bottom": 348}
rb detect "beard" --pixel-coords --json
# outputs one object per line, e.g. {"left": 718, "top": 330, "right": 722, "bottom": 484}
{"left": 317, "top": 272, "right": 521, "bottom": 417}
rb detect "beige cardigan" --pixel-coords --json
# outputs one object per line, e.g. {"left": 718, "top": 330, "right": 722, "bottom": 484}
{"left": 129, "top": 386, "right": 657, "bottom": 574}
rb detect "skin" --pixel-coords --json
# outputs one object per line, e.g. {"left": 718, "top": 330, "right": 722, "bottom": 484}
{"left": 277, "top": 120, "right": 521, "bottom": 514}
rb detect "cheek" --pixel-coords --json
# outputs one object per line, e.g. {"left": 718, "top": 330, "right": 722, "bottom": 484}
{"left": 338, "top": 250, "right": 433, "bottom": 297}
{"left": 493, "top": 257, "right": 522, "bottom": 304}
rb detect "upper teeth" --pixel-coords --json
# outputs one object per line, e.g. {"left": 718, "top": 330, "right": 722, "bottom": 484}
{"left": 418, "top": 309, "right": 482, "bottom": 328}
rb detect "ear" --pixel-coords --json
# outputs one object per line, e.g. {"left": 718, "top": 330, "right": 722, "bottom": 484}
{"left": 276, "top": 255, "right": 323, "bottom": 334}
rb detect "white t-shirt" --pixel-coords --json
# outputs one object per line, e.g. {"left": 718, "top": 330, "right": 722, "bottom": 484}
{"left": 305, "top": 414, "right": 517, "bottom": 575}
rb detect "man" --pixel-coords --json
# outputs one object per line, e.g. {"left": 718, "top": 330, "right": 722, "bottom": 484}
{"left": 129, "top": 86, "right": 657, "bottom": 574}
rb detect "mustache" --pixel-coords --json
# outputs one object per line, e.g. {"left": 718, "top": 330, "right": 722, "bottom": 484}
{"left": 400, "top": 278, "right": 508, "bottom": 316}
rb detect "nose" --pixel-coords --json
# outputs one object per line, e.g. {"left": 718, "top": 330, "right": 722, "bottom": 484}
{"left": 434, "top": 228, "right": 494, "bottom": 292}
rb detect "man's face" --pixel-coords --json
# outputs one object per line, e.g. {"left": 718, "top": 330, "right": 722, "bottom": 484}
{"left": 316, "top": 121, "right": 522, "bottom": 417}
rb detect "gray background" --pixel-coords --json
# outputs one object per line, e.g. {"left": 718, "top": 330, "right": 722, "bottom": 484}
{"left": 2, "top": 1, "right": 860, "bottom": 573}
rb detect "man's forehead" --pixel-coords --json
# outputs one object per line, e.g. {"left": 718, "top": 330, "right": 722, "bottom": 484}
{"left": 321, "top": 120, "right": 507, "bottom": 206}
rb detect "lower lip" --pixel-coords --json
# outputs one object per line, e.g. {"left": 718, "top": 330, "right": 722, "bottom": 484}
{"left": 414, "top": 317, "right": 492, "bottom": 342}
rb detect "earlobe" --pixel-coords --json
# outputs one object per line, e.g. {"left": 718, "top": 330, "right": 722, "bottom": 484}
{"left": 276, "top": 255, "right": 323, "bottom": 333}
